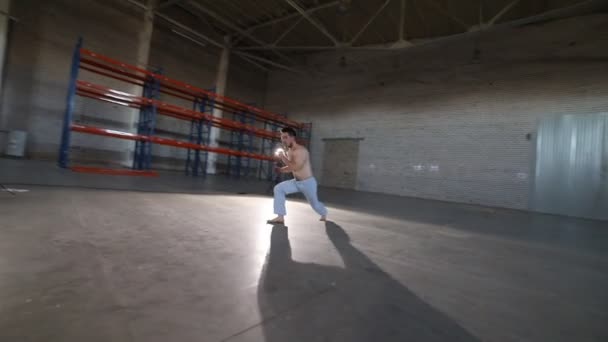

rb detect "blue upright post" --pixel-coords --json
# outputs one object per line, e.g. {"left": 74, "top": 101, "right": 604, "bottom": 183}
{"left": 134, "top": 67, "right": 161, "bottom": 171}
{"left": 200, "top": 92, "right": 214, "bottom": 176}
{"left": 187, "top": 96, "right": 204, "bottom": 177}
{"left": 236, "top": 116, "right": 243, "bottom": 177}
{"left": 193, "top": 122, "right": 203, "bottom": 176}
{"left": 144, "top": 73, "right": 160, "bottom": 170}
{"left": 186, "top": 89, "right": 214, "bottom": 177}
{"left": 227, "top": 110, "right": 240, "bottom": 177}
{"left": 239, "top": 109, "right": 255, "bottom": 178}
{"left": 185, "top": 97, "right": 198, "bottom": 175}
{"left": 58, "top": 38, "right": 83, "bottom": 168}
{"left": 258, "top": 121, "right": 268, "bottom": 180}
{"left": 133, "top": 80, "right": 148, "bottom": 170}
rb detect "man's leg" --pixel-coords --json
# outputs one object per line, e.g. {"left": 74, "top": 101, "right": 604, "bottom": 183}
{"left": 300, "top": 178, "right": 328, "bottom": 220}
{"left": 268, "top": 179, "right": 299, "bottom": 223}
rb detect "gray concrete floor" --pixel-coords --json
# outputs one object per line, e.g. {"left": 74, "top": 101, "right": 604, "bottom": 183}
{"left": 1, "top": 159, "right": 607, "bottom": 342}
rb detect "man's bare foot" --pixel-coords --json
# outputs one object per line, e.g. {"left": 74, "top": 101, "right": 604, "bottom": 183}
{"left": 320, "top": 216, "right": 327, "bottom": 221}
{"left": 267, "top": 216, "right": 285, "bottom": 225}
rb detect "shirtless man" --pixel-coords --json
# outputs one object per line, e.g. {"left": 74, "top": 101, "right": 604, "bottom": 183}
{"left": 266, "top": 127, "right": 327, "bottom": 225}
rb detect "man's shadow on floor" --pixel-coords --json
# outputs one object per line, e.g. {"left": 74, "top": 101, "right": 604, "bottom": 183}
{"left": 256, "top": 221, "right": 480, "bottom": 342}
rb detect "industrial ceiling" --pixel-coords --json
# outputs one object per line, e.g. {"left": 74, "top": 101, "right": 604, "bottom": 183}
{"left": 128, "top": 0, "right": 606, "bottom": 72}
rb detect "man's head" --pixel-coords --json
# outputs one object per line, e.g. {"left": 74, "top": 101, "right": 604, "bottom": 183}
{"left": 280, "top": 127, "right": 297, "bottom": 148}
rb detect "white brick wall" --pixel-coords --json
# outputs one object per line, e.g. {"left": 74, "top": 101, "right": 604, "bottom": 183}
{"left": 265, "top": 13, "right": 608, "bottom": 211}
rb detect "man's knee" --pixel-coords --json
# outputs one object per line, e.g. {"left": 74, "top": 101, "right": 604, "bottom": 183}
{"left": 274, "top": 182, "right": 288, "bottom": 195}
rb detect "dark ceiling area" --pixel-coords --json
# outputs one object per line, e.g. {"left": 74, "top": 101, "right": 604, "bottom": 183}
{"left": 127, "top": 0, "right": 607, "bottom": 72}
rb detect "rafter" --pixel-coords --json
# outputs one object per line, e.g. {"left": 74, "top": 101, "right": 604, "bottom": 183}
{"left": 246, "top": 1, "right": 340, "bottom": 32}
{"left": 176, "top": 3, "right": 222, "bottom": 36}
{"left": 124, "top": 0, "right": 300, "bottom": 73}
{"left": 220, "top": 0, "right": 265, "bottom": 27}
{"left": 232, "top": 1, "right": 341, "bottom": 46}
{"left": 488, "top": 0, "right": 520, "bottom": 26}
{"left": 235, "top": 44, "right": 413, "bottom": 51}
{"left": 468, "top": 0, "right": 520, "bottom": 31}
{"left": 350, "top": 0, "right": 392, "bottom": 45}
{"left": 426, "top": 0, "right": 468, "bottom": 29}
{"left": 185, "top": 0, "right": 298, "bottom": 65}
{"left": 233, "top": 51, "right": 304, "bottom": 74}
{"left": 157, "top": 0, "right": 183, "bottom": 9}
{"left": 284, "top": 0, "right": 341, "bottom": 46}
{"left": 235, "top": 55, "right": 271, "bottom": 72}
{"left": 274, "top": 17, "right": 304, "bottom": 45}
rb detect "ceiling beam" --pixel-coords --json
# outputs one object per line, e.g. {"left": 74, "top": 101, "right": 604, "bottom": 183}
{"left": 124, "top": 0, "right": 300, "bottom": 73}
{"left": 126, "top": 0, "right": 225, "bottom": 48}
{"left": 350, "top": 0, "right": 392, "bottom": 45}
{"left": 246, "top": 1, "right": 340, "bottom": 32}
{"left": 235, "top": 45, "right": 406, "bottom": 51}
{"left": 284, "top": 0, "right": 341, "bottom": 46}
{"left": 235, "top": 55, "right": 271, "bottom": 72}
{"left": 425, "top": 0, "right": 469, "bottom": 30}
{"left": 219, "top": 0, "right": 264, "bottom": 27}
{"left": 185, "top": 0, "right": 298, "bottom": 65}
{"left": 273, "top": 17, "right": 304, "bottom": 45}
{"left": 171, "top": 29, "right": 208, "bottom": 47}
{"left": 468, "top": 0, "right": 520, "bottom": 31}
{"left": 180, "top": 3, "right": 265, "bottom": 46}
{"left": 175, "top": 3, "right": 222, "bottom": 36}
{"left": 157, "top": 0, "right": 183, "bottom": 10}
{"left": 233, "top": 51, "right": 304, "bottom": 74}
{"left": 232, "top": 1, "right": 340, "bottom": 46}
{"left": 488, "top": 0, "right": 520, "bottom": 26}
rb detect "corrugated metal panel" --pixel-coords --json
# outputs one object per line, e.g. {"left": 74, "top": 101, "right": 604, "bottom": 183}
{"left": 533, "top": 113, "right": 608, "bottom": 221}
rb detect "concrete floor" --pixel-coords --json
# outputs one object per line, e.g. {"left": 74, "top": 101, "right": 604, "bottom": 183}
{"left": 1, "top": 159, "right": 607, "bottom": 342}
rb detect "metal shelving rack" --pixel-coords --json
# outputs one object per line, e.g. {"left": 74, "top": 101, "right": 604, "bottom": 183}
{"left": 133, "top": 71, "right": 162, "bottom": 171}
{"left": 185, "top": 94, "right": 214, "bottom": 177}
{"left": 227, "top": 107, "right": 257, "bottom": 178}
{"left": 58, "top": 38, "right": 310, "bottom": 179}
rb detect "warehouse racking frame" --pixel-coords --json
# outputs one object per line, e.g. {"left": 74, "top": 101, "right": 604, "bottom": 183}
{"left": 58, "top": 38, "right": 312, "bottom": 180}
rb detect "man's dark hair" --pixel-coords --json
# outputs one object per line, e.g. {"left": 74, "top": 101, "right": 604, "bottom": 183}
{"left": 281, "top": 127, "right": 297, "bottom": 137}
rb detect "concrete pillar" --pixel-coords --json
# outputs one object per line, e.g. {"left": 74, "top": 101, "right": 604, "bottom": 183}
{"left": 0, "top": 0, "right": 11, "bottom": 128}
{"left": 206, "top": 36, "right": 231, "bottom": 175}
{"left": 134, "top": 0, "right": 157, "bottom": 72}
{"left": 123, "top": 0, "right": 157, "bottom": 167}
{"left": 0, "top": 0, "right": 10, "bottom": 152}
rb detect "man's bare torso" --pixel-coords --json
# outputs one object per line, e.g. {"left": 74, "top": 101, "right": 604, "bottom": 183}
{"left": 287, "top": 145, "right": 313, "bottom": 180}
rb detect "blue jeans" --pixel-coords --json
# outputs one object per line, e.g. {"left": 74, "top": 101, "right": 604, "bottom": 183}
{"left": 273, "top": 177, "right": 327, "bottom": 217}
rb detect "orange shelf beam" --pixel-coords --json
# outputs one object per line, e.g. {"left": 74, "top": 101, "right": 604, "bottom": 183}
{"left": 71, "top": 124, "right": 276, "bottom": 162}
{"left": 76, "top": 81, "right": 282, "bottom": 141}
{"left": 80, "top": 48, "right": 303, "bottom": 128}
{"left": 71, "top": 166, "right": 159, "bottom": 177}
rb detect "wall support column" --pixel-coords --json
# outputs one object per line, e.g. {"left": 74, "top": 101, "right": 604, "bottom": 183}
{"left": 206, "top": 36, "right": 230, "bottom": 174}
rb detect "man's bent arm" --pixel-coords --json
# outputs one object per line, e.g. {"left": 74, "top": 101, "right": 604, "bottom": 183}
{"left": 278, "top": 165, "right": 292, "bottom": 173}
